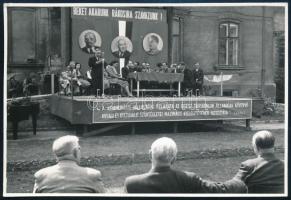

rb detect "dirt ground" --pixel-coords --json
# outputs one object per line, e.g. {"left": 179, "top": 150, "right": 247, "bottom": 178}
{"left": 6, "top": 153, "right": 284, "bottom": 193}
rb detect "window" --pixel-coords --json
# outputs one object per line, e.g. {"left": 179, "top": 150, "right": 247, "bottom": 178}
{"left": 8, "top": 7, "right": 61, "bottom": 66}
{"left": 218, "top": 22, "right": 239, "bottom": 66}
{"left": 9, "top": 8, "right": 37, "bottom": 64}
{"left": 171, "top": 17, "right": 183, "bottom": 63}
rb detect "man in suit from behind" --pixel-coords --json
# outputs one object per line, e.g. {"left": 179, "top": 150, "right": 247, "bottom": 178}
{"left": 33, "top": 135, "right": 105, "bottom": 193}
{"left": 233, "top": 130, "right": 284, "bottom": 193}
{"left": 124, "top": 137, "right": 247, "bottom": 193}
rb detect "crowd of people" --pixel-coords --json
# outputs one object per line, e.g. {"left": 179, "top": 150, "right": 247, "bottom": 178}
{"left": 7, "top": 72, "right": 40, "bottom": 98}
{"left": 59, "top": 47, "right": 204, "bottom": 97}
{"left": 33, "top": 130, "right": 284, "bottom": 193}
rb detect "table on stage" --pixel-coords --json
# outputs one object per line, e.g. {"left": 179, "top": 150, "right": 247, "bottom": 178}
{"left": 128, "top": 72, "right": 184, "bottom": 97}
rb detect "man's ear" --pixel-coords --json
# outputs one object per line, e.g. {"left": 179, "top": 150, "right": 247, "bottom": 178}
{"left": 170, "top": 157, "right": 176, "bottom": 165}
{"left": 148, "top": 149, "right": 152, "bottom": 162}
{"left": 73, "top": 148, "right": 78, "bottom": 159}
{"left": 252, "top": 143, "right": 259, "bottom": 155}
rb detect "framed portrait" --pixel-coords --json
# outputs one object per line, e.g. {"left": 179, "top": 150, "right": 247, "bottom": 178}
{"left": 79, "top": 30, "right": 102, "bottom": 54}
{"left": 143, "top": 33, "right": 163, "bottom": 55}
{"left": 111, "top": 36, "right": 133, "bottom": 59}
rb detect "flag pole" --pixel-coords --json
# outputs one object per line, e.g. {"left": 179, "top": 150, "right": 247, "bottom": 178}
{"left": 220, "top": 72, "right": 223, "bottom": 97}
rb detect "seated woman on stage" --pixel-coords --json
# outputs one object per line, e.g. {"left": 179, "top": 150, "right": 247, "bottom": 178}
{"left": 104, "top": 61, "right": 133, "bottom": 97}
{"left": 74, "top": 63, "right": 91, "bottom": 95}
{"left": 59, "top": 61, "right": 76, "bottom": 95}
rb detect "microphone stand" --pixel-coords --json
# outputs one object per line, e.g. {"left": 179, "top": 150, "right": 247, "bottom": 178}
{"left": 70, "top": 67, "right": 74, "bottom": 100}
{"left": 101, "top": 52, "right": 105, "bottom": 98}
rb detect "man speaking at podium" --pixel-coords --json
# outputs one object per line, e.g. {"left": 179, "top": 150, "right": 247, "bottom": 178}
{"left": 88, "top": 48, "right": 107, "bottom": 96}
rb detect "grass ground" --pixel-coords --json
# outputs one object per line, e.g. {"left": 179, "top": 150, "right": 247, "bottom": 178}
{"left": 7, "top": 123, "right": 284, "bottom": 162}
{"left": 6, "top": 153, "right": 284, "bottom": 193}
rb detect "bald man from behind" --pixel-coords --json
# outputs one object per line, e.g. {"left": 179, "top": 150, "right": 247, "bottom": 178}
{"left": 33, "top": 135, "right": 105, "bottom": 193}
{"left": 125, "top": 137, "right": 247, "bottom": 193}
{"left": 233, "top": 130, "right": 284, "bottom": 193}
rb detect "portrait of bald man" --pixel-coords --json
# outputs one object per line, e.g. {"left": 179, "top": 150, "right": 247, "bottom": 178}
{"left": 81, "top": 31, "right": 101, "bottom": 54}
{"left": 33, "top": 135, "right": 105, "bottom": 193}
{"left": 124, "top": 137, "right": 247, "bottom": 193}
{"left": 232, "top": 130, "right": 284, "bottom": 193}
{"left": 112, "top": 37, "right": 132, "bottom": 66}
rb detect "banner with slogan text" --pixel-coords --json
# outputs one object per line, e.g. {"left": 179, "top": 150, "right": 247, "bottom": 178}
{"left": 71, "top": 6, "right": 168, "bottom": 74}
{"left": 91, "top": 97, "right": 252, "bottom": 123}
{"left": 71, "top": 7, "right": 166, "bottom": 23}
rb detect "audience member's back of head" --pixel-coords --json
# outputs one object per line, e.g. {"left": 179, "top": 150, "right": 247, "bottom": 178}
{"left": 150, "top": 137, "right": 177, "bottom": 166}
{"left": 52, "top": 135, "right": 80, "bottom": 161}
{"left": 252, "top": 130, "right": 275, "bottom": 154}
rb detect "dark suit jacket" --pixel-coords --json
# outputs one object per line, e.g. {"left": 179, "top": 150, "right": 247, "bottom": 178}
{"left": 112, "top": 50, "right": 131, "bottom": 66}
{"left": 88, "top": 56, "right": 107, "bottom": 91}
{"left": 233, "top": 153, "right": 284, "bottom": 193}
{"left": 125, "top": 166, "right": 247, "bottom": 193}
{"left": 33, "top": 160, "right": 105, "bottom": 193}
{"left": 193, "top": 68, "right": 204, "bottom": 84}
{"left": 82, "top": 46, "right": 98, "bottom": 54}
{"left": 112, "top": 50, "right": 131, "bottom": 59}
{"left": 122, "top": 67, "right": 130, "bottom": 79}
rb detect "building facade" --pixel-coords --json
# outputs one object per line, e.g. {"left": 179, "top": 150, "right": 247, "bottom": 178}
{"left": 6, "top": 6, "right": 285, "bottom": 100}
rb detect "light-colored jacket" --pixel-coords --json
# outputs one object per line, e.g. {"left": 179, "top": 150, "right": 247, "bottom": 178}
{"left": 33, "top": 160, "right": 105, "bottom": 193}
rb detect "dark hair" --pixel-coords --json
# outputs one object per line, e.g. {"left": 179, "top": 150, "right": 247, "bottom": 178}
{"left": 157, "top": 62, "right": 162, "bottom": 67}
{"left": 110, "top": 61, "right": 119, "bottom": 66}
{"left": 84, "top": 32, "right": 96, "bottom": 39}
{"left": 75, "top": 62, "right": 81, "bottom": 68}
{"left": 253, "top": 130, "right": 275, "bottom": 149}
{"left": 150, "top": 35, "right": 159, "bottom": 43}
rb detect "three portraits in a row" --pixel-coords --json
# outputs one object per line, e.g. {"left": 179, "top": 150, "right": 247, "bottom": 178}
{"left": 79, "top": 30, "right": 164, "bottom": 57}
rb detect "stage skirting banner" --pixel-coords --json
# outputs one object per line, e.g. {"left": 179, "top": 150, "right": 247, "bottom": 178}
{"left": 91, "top": 97, "right": 252, "bottom": 123}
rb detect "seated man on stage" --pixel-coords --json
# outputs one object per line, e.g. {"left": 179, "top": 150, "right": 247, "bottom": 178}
{"left": 7, "top": 74, "right": 22, "bottom": 98}
{"left": 33, "top": 135, "right": 105, "bottom": 193}
{"left": 176, "top": 62, "right": 186, "bottom": 73}
{"left": 23, "top": 73, "right": 39, "bottom": 96}
{"left": 122, "top": 60, "right": 135, "bottom": 80}
{"left": 134, "top": 61, "right": 142, "bottom": 72}
{"left": 104, "top": 61, "right": 133, "bottom": 97}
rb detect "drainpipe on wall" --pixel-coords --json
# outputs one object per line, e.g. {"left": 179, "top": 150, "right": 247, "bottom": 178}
{"left": 167, "top": 7, "right": 173, "bottom": 65}
{"left": 260, "top": 6, "right": 266, "bottom": 98}
{"left": 61, "top": 8, "right": 71, "bottom": 68}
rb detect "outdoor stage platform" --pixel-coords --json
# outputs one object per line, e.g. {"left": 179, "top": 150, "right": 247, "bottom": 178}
{"left": 50, "top": 95, "right": 252, "bottom": 135}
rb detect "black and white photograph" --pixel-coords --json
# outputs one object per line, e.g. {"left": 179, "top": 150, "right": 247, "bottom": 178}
{"left": 111, "top": 36, "right": 133, "bottom": 59}
{"left": 143, "top": 33, "right": 164, "bottom": 55}
{"left": 3, "top": 3, "right": 288, "bottom": 197}
{"left": 79, "top": 30, "right": 102, "bottom": 54}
